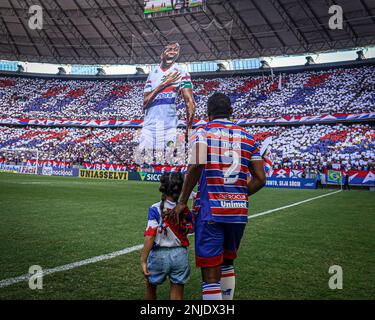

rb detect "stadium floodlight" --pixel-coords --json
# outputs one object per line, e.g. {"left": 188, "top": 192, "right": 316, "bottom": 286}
{"left": 135, "top": 67, "right": 146, "bottom": 75}
{"left": 356, "top": 50, "right": 365, "bottom": 61}
{"left": 96, "top": 67, "right": 106, "bottom": 76}
{"left": 57, "top": 67, "right": 66, "bottom": 75}
{"left": 259, "top": 60, "right": 271, "bottom": 69}
{"left": 17, "top": 64, "right": 24, "bottom": 73}
{"left": 305, "top": 56, "right": 315, "bottom": 66}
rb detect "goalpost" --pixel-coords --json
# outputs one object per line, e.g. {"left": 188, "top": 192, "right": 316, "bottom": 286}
{"left": 0, "top": 148, "right": 39, "bottom": 175}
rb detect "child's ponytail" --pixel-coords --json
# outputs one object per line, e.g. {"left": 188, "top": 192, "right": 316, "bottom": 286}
{"left": 159, "top": 172, "right": 184, "bottom": 218}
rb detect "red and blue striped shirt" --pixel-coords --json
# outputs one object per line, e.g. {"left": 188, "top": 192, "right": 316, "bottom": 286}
{"left": 192, "top": 119, "right": 261, "bottom": 223}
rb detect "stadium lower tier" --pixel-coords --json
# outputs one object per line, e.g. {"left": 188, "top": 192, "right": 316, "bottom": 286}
{"left": 0, "top": 123, "right": 373, "bottom": 171}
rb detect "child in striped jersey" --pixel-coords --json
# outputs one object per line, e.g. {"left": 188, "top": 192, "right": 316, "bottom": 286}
{"left": 140, "top": 172, "right": 193, "bottom": 300}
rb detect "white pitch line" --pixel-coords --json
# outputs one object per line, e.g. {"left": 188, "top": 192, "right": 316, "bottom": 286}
{"left": 0, "top": 244, "right": 143, "bottom": 289}
{"left": 0, "top": 190, "right": 341, "bottom": 289}
{"left": 248, "top": 189, "right": 342, "bottom": 219}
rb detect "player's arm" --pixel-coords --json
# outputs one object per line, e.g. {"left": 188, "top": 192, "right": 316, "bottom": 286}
{"left": 173, "top": 140, "right": 206, "bottom": 222}
{"left": 140, "top": 235, "right": 154, "bottom": 278}
{"left": 143, "top": 89, "right": 161, "bottom": 110}
{"left": 172, "top": 163, "right": 203, "bottom": 224}
{"left": 179, "top": 164, "right": 204, "bottom": 205}
{"left": 247, "top": 159, "right": 266, "bottom": 196}
{"left": 143, "top": 72, "right": 181, "bottom": 109}
{"left": 181, "top": 87, "right": 195, "bottom": 131}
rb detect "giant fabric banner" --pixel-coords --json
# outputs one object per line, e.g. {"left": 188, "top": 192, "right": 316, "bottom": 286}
{"left": 1, "top": 112, "right": 374, "bottom": 128}
{"left": 266, "top": 178, "right": 317, "bottom": 189}
{"left": 324, "top": 169, "right": 375, "bottom": 186}
{"left": 347, "top": 170, "right": 375, "bottom": 186}
{"left": 269, "top": 168, "right": 305, "bottom": 179}
{"left": 83, "top": 162, "right": 130, "bottom": 172}
{"left": 151, "top": 165, "right": 187, "bottom": 173}
{"left": 82, "top": 163, "right": 186, "bottom": 173}
{"left": 236, "top": 112, "right": 375, "bottom": 126}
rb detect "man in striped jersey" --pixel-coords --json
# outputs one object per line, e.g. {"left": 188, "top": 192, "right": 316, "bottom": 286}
{"left": 140, "top": 42, "right": 195, "bottom": 152}
{"left": 173, "top": 93, "right": 266, "bottom": 300}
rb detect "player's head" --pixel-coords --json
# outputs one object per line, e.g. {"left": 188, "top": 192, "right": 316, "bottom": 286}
{"left": 207, "top": 92, "right": 233, "bottom": 121}
{"left": 159, "top": 172, "right": 184, "bottom": 213}
{"left": 161, "top": 42, "right": 181, "bottom": 67}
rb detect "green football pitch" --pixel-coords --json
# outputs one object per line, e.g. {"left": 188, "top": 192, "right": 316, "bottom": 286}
{"left": 0, "top": 173, "right": 374, "bottom": 300}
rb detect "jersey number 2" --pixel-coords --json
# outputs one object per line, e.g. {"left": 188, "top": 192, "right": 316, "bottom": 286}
{"left": 223, "top": 150, "right": 240, "bottom": 184}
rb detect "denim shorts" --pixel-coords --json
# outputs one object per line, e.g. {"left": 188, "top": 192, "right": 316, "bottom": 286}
{"left": 147, "top": 247, "right": 190, "bottom": 285}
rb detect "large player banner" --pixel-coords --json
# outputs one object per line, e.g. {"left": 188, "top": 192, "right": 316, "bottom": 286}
{"left": 134, "top": 42, "right": 195, "bottom": 165}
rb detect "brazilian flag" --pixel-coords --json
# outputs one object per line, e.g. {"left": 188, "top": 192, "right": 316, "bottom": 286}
{"left": 327, "top": 170, "right": 342, "bottom": 184}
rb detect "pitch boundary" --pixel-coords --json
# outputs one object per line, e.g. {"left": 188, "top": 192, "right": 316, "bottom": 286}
{"left": 248, "top": 189, "right": 342, "bottom": 219}
{"left": 0, "top": 190, "right": 342, "bottom": 289}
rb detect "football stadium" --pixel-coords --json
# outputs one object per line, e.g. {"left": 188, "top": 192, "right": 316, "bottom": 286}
{"left": 0, "top": 0, "right": 374, "bottom": 302}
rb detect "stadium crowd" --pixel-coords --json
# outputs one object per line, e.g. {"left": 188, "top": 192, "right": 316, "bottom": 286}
{"left": 0, "top": 64, "right": 374, "bottom": 172}
{"left": 250, "top": 123, "right": 375, "bottom": 172}
{"left": 0, "top": 126, "right": 138, "bottom": 166}
{"left": 0, "top": 65, "right": 374, "bottom": 121}
{"left": 0, "top": 124, "right": 374, "bottom": 172}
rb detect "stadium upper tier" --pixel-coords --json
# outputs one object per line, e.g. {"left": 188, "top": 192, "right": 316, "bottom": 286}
{"left": 0, "top": 124, "right": 373, "bottom": 171}
{"left": 0, "top": 63, "right": 374, "bottom": 123}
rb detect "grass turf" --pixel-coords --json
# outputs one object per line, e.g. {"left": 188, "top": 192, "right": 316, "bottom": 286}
{"left": 0, "top": 173, "right": 374, "bottom": 299}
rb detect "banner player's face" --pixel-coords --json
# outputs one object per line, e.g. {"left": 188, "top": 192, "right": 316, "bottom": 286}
{"left": 161, "top": 44, "right": 180, "bottom": 67}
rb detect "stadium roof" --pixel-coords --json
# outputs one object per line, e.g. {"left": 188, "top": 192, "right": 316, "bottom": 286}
{"left": 0, "top": 0, "right": 374, "bottom": 65}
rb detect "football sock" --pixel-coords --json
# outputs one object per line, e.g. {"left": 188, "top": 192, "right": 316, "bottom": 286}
{"left": 202, "top": 282, "right": 222, "bottom": 300}
{"left": 220, "top": 265, "right": 235, "bottom": 300}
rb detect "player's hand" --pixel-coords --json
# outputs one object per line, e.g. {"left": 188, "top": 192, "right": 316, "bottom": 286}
{"left": 141, "top": 261, "right": 150, "bottom": 279}
{"left": 161, "top": 72, "right": 180, "bottom": 88}
{"left": 171, "top": 202, "right": 188, "bottom": 225}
